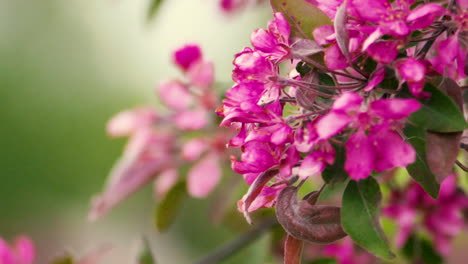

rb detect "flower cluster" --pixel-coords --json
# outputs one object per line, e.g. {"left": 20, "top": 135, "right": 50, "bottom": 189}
{"left": 385, "top": 174, "right": 468, "bottom": 255}
{"left": 89, "top": 44, "right": 231, "bottom": 220}
{"left": 0, "top": 236, "right": 35, "bottom": 264}
{"left": 218, "top": 0, "right": 456, "bottom": 214}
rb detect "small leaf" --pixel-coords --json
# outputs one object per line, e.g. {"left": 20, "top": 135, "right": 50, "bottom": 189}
{"left": 270, "top": 0, "right": 332, "bottom": 39}
{"left": 154, "top": 181, "right": 187, "bottom": 231}
{"left": 276, "top": 186, "right": 347, "bottom": 244}
{"left": 147, "top": 0, "right": 164, "bottom": 21}
{"left": 426, "top": 78, "right": 463, "bottom": 181}
{"left": 284, "top": 234, "right": 303, "bottom": 264}
{"left": 310, "top": 258, "right": 338, "bottom": 264}
{"left": 408, "top": 83, "right": 467, "bottom": 132}
{"left": 404, "top": 124, "right": 440, "bottom": 197}
{"left": 242, "top": 168, "right": 279, "bottom": 224}
{"left": 50, "top": 254, "right": 74, "bottom": 264}
{"left": 402, "top": 234, "right": 443, "bottom": 264}
{"left": 426, "top": 131, "right": 461, "bottom": 181}
{"left": 322, "top": 144, "right": 348, "bottom": 185}
{"left": 138, "top": 239, "right": 157, "bottom": 264}
{"left": 342, "top": 178, "right": 395, "bottom": 259}
{"left": 333, "top": 1, "right": 350, "bottom": 61}
{"left": 291, "top": 38, "right": 324, "bottom": 59}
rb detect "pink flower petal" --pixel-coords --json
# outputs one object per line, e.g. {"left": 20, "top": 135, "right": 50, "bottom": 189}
{"left": 13, "top": 236, "right": 35, "bottom": 264}
{"left": 182, "top": 138, "right": 208, "bottom": 161}
{"left": 367, "top": 41, "right": 398, "bottom": 64}
{"left": 187, "top": 153, "right": 221, "bottom": 198}
{"left": 188, "top": 60, "right": 214, "bottom": 90}
{"left": 374, "top": 129, "right": 416, "bottom": 172}
{"left": 174, "top": 109, "right": 208, "bottom": 130}
{"left": 317, "top": 111, "right": 353, "bottom": 140}
{"left": 345, "top": 132, "right": 375, "bottom": 180}
{"left": 154, "top": 168, "right": 179, "bottom": 198}
{"left": 324, "top": 44, "right": 348, "bottom": 70}
{"left": 172, "top": 44, "right": 202, "bottom": 71}
{"left": 298, "top": 153, "right": 326, "bottom": 179}
{"left": 106, "top": 107, "right": 157, "bottom": 137}
{"left": 370, "top": 98, "right": 421, "bottom": 120}
{"left": 332, "top": 92, "right": 363, "bottom": 111}
{"left": 407, "top": 4, "right": 444, "bottom": 31}
{"left": 158, "top": 80, "right": 192, "bottom": 111}
{"left": 0, "top": 238, "right": 14, "bottom": 264}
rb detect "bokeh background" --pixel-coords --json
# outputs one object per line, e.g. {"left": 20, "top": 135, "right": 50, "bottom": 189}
{"left": 0, "top": 0, "right": 273, "bottom": 263}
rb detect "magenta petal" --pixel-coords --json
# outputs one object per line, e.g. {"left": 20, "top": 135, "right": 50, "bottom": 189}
{"left": 14, "top": 236, "right": 35, "bottom": 264}
{"left": 374, "top": 130, "right": 416, "bottom": 172}
{"left": 407, "top": 4, "right": 444, "bottom": 30}
{"left": 172, "top": 44, "right": 202, "bottom": 71}
{"left": 324, "top": 44, "right": 348, "bottom": 70}
{"left": 394, "top": 58, "right": 426, "bottom": 82}
{"left": 370, "top": 98, "right": 421, "bottom": 120}
{"left": 317, "top": 111, "right": 353, "bottom": 139}
{"left": 188, "top": 153, "right": 221, "bottom": 198}
{"left": 269, "top": 12, "right": 290, "bottom": 39}
{"left": 0, "top": 238, "right": 14, "bottom": 264}
{"left": 332, "top": 92, "right": 363, "bottom": 111}
{"left": 298, "top": 153, "right": 326, "bottom": 179}
{"left": 364, "top": 64, "right": 385, "bottom": 91}
{"left": 366, "top": 41, "right": 398, "bottom": 64}
{"left": 313, "top": 25, "right": 335, "bottom": 45}
{"left": 345, "top": 132, "right": 375, "bottom": 180}
{"left": 251, "top": 29, "right": 277, "bottom": 53}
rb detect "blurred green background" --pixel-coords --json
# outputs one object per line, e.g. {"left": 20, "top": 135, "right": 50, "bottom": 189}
{"left": 0, "top": 0, "right": 273, "bottom": 263}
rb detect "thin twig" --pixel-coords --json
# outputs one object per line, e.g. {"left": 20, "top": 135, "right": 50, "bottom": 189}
{"left": 455, "top": 160, "right": 468, "bottom": 172}
{"left": 192, "top": 217, "right": 278, "bottom": 264}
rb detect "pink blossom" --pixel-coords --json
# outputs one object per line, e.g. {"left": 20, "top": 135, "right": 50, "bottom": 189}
{"left": 172, "top": 44, "right": 202, "bottom": 71}
{"left": 187, "top": 153, "right": 222, "bottom": 198}
{"left": 158, "top": 80, "right": 192, "bottom": 111}
{"left": 394, "top": 57, "right": 429, "bottom": 98}
{"left": 316, "top": 92, "right": 420, "bottom": 180}
{"left": 250, "top": 12, "right": 290, "bottom": 62}
{"left": 89, "top": 128, "right": 175, "bottom": 220}
{"left": 0, "top": 236, "right": 35, "bottom": 264}
{"left": 106, "top": 107, "right": 157, "bottom": 137}
{"left": 385, "top": 174, "right": 468, "bottom": 255}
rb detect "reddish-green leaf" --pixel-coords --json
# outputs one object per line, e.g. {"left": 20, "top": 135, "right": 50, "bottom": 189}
{"left": 284, "top": 234, "right": 304, "bottom": 264}
{"left": 276, "top": 186, "right": 346, "bottom": 244}
{"left": 404, "top": 124, "right": 440, "bottom": 198}
{"left": 333, "top": 1, "right": 350, "bottom": 61}
{"left": 270, "top": 0, "right": 332, "bottom": 39}
{"left": 155, "top": 181, "right": 187, "bottom": 231}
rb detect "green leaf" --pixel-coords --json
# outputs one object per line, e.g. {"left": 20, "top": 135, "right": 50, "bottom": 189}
{"left": 309, "top": 258, "right": 338, "bottom": 264}
{"left": 154, "top": 181, "right": 187, "bottom": 231}
{"left": 322, "top": 144, "right": 348, "bottom": 185}
{"left": 139, "top": 239, "right": 157, "bottom": 264}
{"left": 148, "top": 0, "right": 164, "bottom": 21}
{"left": 408, "top": 83, "right": 467, "bottom": 132}
{"left": 50, "top": 254, "right": 74, "bottom": 264}
{"left": 342, "top": 178, "right": 395, "bottom": 259}
{"left": 402, "top": 234, "right": 443, "bottom": 264}
{"left": 404, "top": 124, "right": 440, "bottom": 198}
{"left": 270, "top": 0, "right": 331, "bottom": 39}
